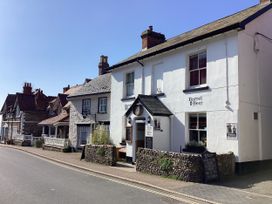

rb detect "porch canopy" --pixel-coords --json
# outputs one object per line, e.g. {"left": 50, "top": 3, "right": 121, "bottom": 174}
{"left": 125, "top": 94, "right": 172, "bottom": 117}
{"left": 38, "top": 111, "right": 69, "bottom": 126}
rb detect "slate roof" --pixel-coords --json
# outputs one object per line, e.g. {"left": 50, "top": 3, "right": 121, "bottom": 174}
{"left": 110, "top": 3, "right": 272, "bottom": 70}
{"left": 64, "top": 84, "right": 83, "bottom": 95}
{"left": 67, "top": 73, "right": 111, "bottom": 98}
{"left": 0, "top": 94, "right": 16, "bottom": 114}
{"left": 125, "top": 95, "right": 172, "bottom": 117}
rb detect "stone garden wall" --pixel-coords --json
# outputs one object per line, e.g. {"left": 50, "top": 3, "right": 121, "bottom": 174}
{"left": 136, "top": 148, "right": 204, "bottom": 182}
{"left": 216, "top": 152, "right": 235, "bottom": 177}
{"left": 85, "top": 144, "right": 117, "bottom": 166}
{"left": 136, "top": 148, "right": 236, "bottom": 182}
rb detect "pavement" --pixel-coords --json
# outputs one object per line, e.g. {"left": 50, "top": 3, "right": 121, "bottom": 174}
{"left": 1, "top": 144, "right": 272, "bottom": 204}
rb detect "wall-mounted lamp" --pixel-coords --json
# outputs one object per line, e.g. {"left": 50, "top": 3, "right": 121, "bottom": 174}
{"left": 147, "top": 116, "right": 151, "bottom": 124}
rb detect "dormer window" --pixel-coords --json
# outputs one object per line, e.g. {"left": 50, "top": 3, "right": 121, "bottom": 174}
{"left": 189, "top": 51, "right": 207, "bottom": 87}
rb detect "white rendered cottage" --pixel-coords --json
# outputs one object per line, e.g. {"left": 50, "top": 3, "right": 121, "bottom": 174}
{"left": 67, "top": 56, "right": 111, "bottom": 149}
{"left": 109, "top": 1, "right": 272, "bottom": 171}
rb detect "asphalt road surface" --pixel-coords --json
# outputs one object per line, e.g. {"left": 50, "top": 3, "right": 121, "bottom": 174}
{"left": 0, "top": 148, "right": 181, "bottom": 204}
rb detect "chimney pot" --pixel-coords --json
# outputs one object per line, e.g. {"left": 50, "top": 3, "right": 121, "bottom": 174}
{"left": 63, "top": 85, "right": 70, "bottom": 93}
{"left": 23, "top": 82, "right": 32, "bottom": 95}
{"left": 98, "top": 55, "right": 109, "bottom": 75}
{"left": 260, "top": 0, "right": 271, "bottom": 4}
{"left": 141, "top": 26, "right": 166, "bottom": 50}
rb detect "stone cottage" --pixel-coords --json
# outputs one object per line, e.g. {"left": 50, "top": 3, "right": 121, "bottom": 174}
{"left": 67, "top": 56, "right": 111, "bottom": 149}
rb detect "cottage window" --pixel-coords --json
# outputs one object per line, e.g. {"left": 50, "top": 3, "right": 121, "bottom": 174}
{"left": 152, "top": 64, "right": 163, "bottom": 94}
{"left": 125, "top": 72, "right": 134, "bottom": 97}
{"left": 98, "top": 97, "right": 107, "bottom": 113}
{"left": 189, "top": 51, "right": 207, "bottom": 87}
{"left": 82, "top": 99, "right": 91, "bottom": 116}
{"left": 189, "top": 113, "right": 207, "bottom": 146}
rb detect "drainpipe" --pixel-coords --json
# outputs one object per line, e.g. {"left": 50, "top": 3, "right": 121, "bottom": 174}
{"left": 170, "top": 115, "right": 174, "bottom": 151}
{"left": 224, "top": 36, "right": 231, "bottom": 109}
{"left": 142, "top": 67, "right": 145, "bottom": 94}
{"left": 254, "top": 33, "right": 263, "bottom": 160}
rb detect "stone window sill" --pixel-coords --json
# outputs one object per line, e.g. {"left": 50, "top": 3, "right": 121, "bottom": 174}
{"left": 121, "top": 97, "right": 136, "bottom": 101}
{"left": 183, "top": 86, "right": 210, "bottom": 93}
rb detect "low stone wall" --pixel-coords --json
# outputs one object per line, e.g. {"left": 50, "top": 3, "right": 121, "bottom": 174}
{"left": 85, "top": 144, "right": 117, "bottom": 166}
{"left": 136, "top": 148, "right": 204, "bottom": 182}
{"left": 136, "top": 148, "right": 236, "bottom": 182}
{"left": 216, "top": 152, "right": 235, "bottom": 177}
{"left": 43, "top": 145, "right": 63, "bottom": 152}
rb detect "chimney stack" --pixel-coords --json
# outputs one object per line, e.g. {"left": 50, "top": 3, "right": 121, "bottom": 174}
{"left": 260, "top": 0, "right": 271, "bottom": 4}
{"left": 141, "top": 26, "right": 166, "bottom": 50}
{"left": 63, "top": 85, "right": 70, "bottom": 93}
{"left": 23, "top": 82, "right": 32, "bottom": 95}
{"left": 98, "top": 55, "right": 109, "bottom": 75}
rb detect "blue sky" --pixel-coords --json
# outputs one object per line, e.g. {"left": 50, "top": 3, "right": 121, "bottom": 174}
{"left": 0, "top": 0, "right": 259, "bottom": 108}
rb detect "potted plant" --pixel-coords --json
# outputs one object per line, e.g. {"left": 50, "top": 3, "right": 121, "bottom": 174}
{"left": 183, "top": 141, "right": 206, "bottom": 153}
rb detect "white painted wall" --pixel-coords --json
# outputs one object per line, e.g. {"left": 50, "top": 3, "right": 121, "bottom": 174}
{"left": 110, "top": 32, "right": 240, "bottom": 157}
{"left": 68, "top": 93, "right": 110, "bottom": 148}
{"left": 238, "top": 9, "right": 272, "bottom": 162}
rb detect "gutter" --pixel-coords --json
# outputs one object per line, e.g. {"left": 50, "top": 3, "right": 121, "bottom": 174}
{"left": 67, "top": 91, "right": 111, "bottom": 100}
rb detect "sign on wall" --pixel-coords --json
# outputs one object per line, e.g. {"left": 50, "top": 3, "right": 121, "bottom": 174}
{"left": 145, "top": 137, "right": 153, "bottom": 149}
{"left": 189, "top": 96, "right": 203, "bottom": 106}
{"left": 226, "top": 123, "right": 237, "bottom": 139}
{"left": 145, "top": 124, "right": 153, "bottom": 137}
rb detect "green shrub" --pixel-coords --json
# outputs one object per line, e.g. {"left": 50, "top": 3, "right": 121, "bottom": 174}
{"left": 96, "top": 147, "right": 106, "bottom": 156}
{"left": 184, "top": 141, "right": 206, "bottom": 153}
{"left": 92, "top": 125, "right": 111, "bottom": 145}
{"left": 159, "top": 157, "right": 173, "bottom": 173}
{"left": 63, "top": 146, "right": 72, "bottom": 153}
{"left": 35, "top": 139, "right": 43, "bottom": 148}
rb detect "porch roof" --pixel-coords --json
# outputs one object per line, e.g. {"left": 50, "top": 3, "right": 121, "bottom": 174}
{"left": 38, "top": 111, "right": 69, "bottom": 126}
{"left": 125, "top": 95, "right": 172, "bottom": 117}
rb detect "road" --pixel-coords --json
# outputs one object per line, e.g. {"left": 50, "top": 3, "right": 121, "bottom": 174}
{"left": 0, "top": 148, "right": 181, "bottom": 204}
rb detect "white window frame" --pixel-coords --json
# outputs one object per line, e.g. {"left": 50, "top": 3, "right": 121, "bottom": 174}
{"left": 188, "top": 51, "right": 207, "bottom": 88}
{"left": 125, "top": 72, "right": 135, "bottom": 97}
{"left": 82, "top": 99, "right": 91, "bottom": 116}
{"left": 188, "top": 113, "right": 207, "bottom": 145}
{"left": 152, "top": 64, "right": 164, "bottom": 94}
{"left": 79, "top": 126, "right": 89, "bottom": 145}
{"left": 98, "top": 97, "right": 107, "bottom": 113}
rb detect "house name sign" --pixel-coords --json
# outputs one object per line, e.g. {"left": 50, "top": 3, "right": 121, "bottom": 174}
{"left": 189, "top": 96, "right": 203, "bottom": 106}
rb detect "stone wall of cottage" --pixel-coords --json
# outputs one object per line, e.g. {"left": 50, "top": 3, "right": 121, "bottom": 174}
{"left": 23, "top": 111, "right": 48, "bottom": 137}
{"left": 68, "top": 93, "right": 110, "bottom": 149}
{"left": 85, "top": 144, "right": 116, "bottom": 166}
{"left": 136, "top": 148, "right": 235, "bottom": 182}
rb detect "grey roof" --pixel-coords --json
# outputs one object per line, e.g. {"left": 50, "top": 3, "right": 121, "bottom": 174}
{"left": 68, "top": 73, "right": 111, "bottom": 98}
{"left": 110, "top": 3, "right": 272, "bottom": 69}
{"left": 125, "top": 95, "right": 172, "bottom": 117}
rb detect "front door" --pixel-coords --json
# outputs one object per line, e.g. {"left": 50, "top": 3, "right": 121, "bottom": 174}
{"left": 135, "top": 123, "right": 145, "bottom": 155}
